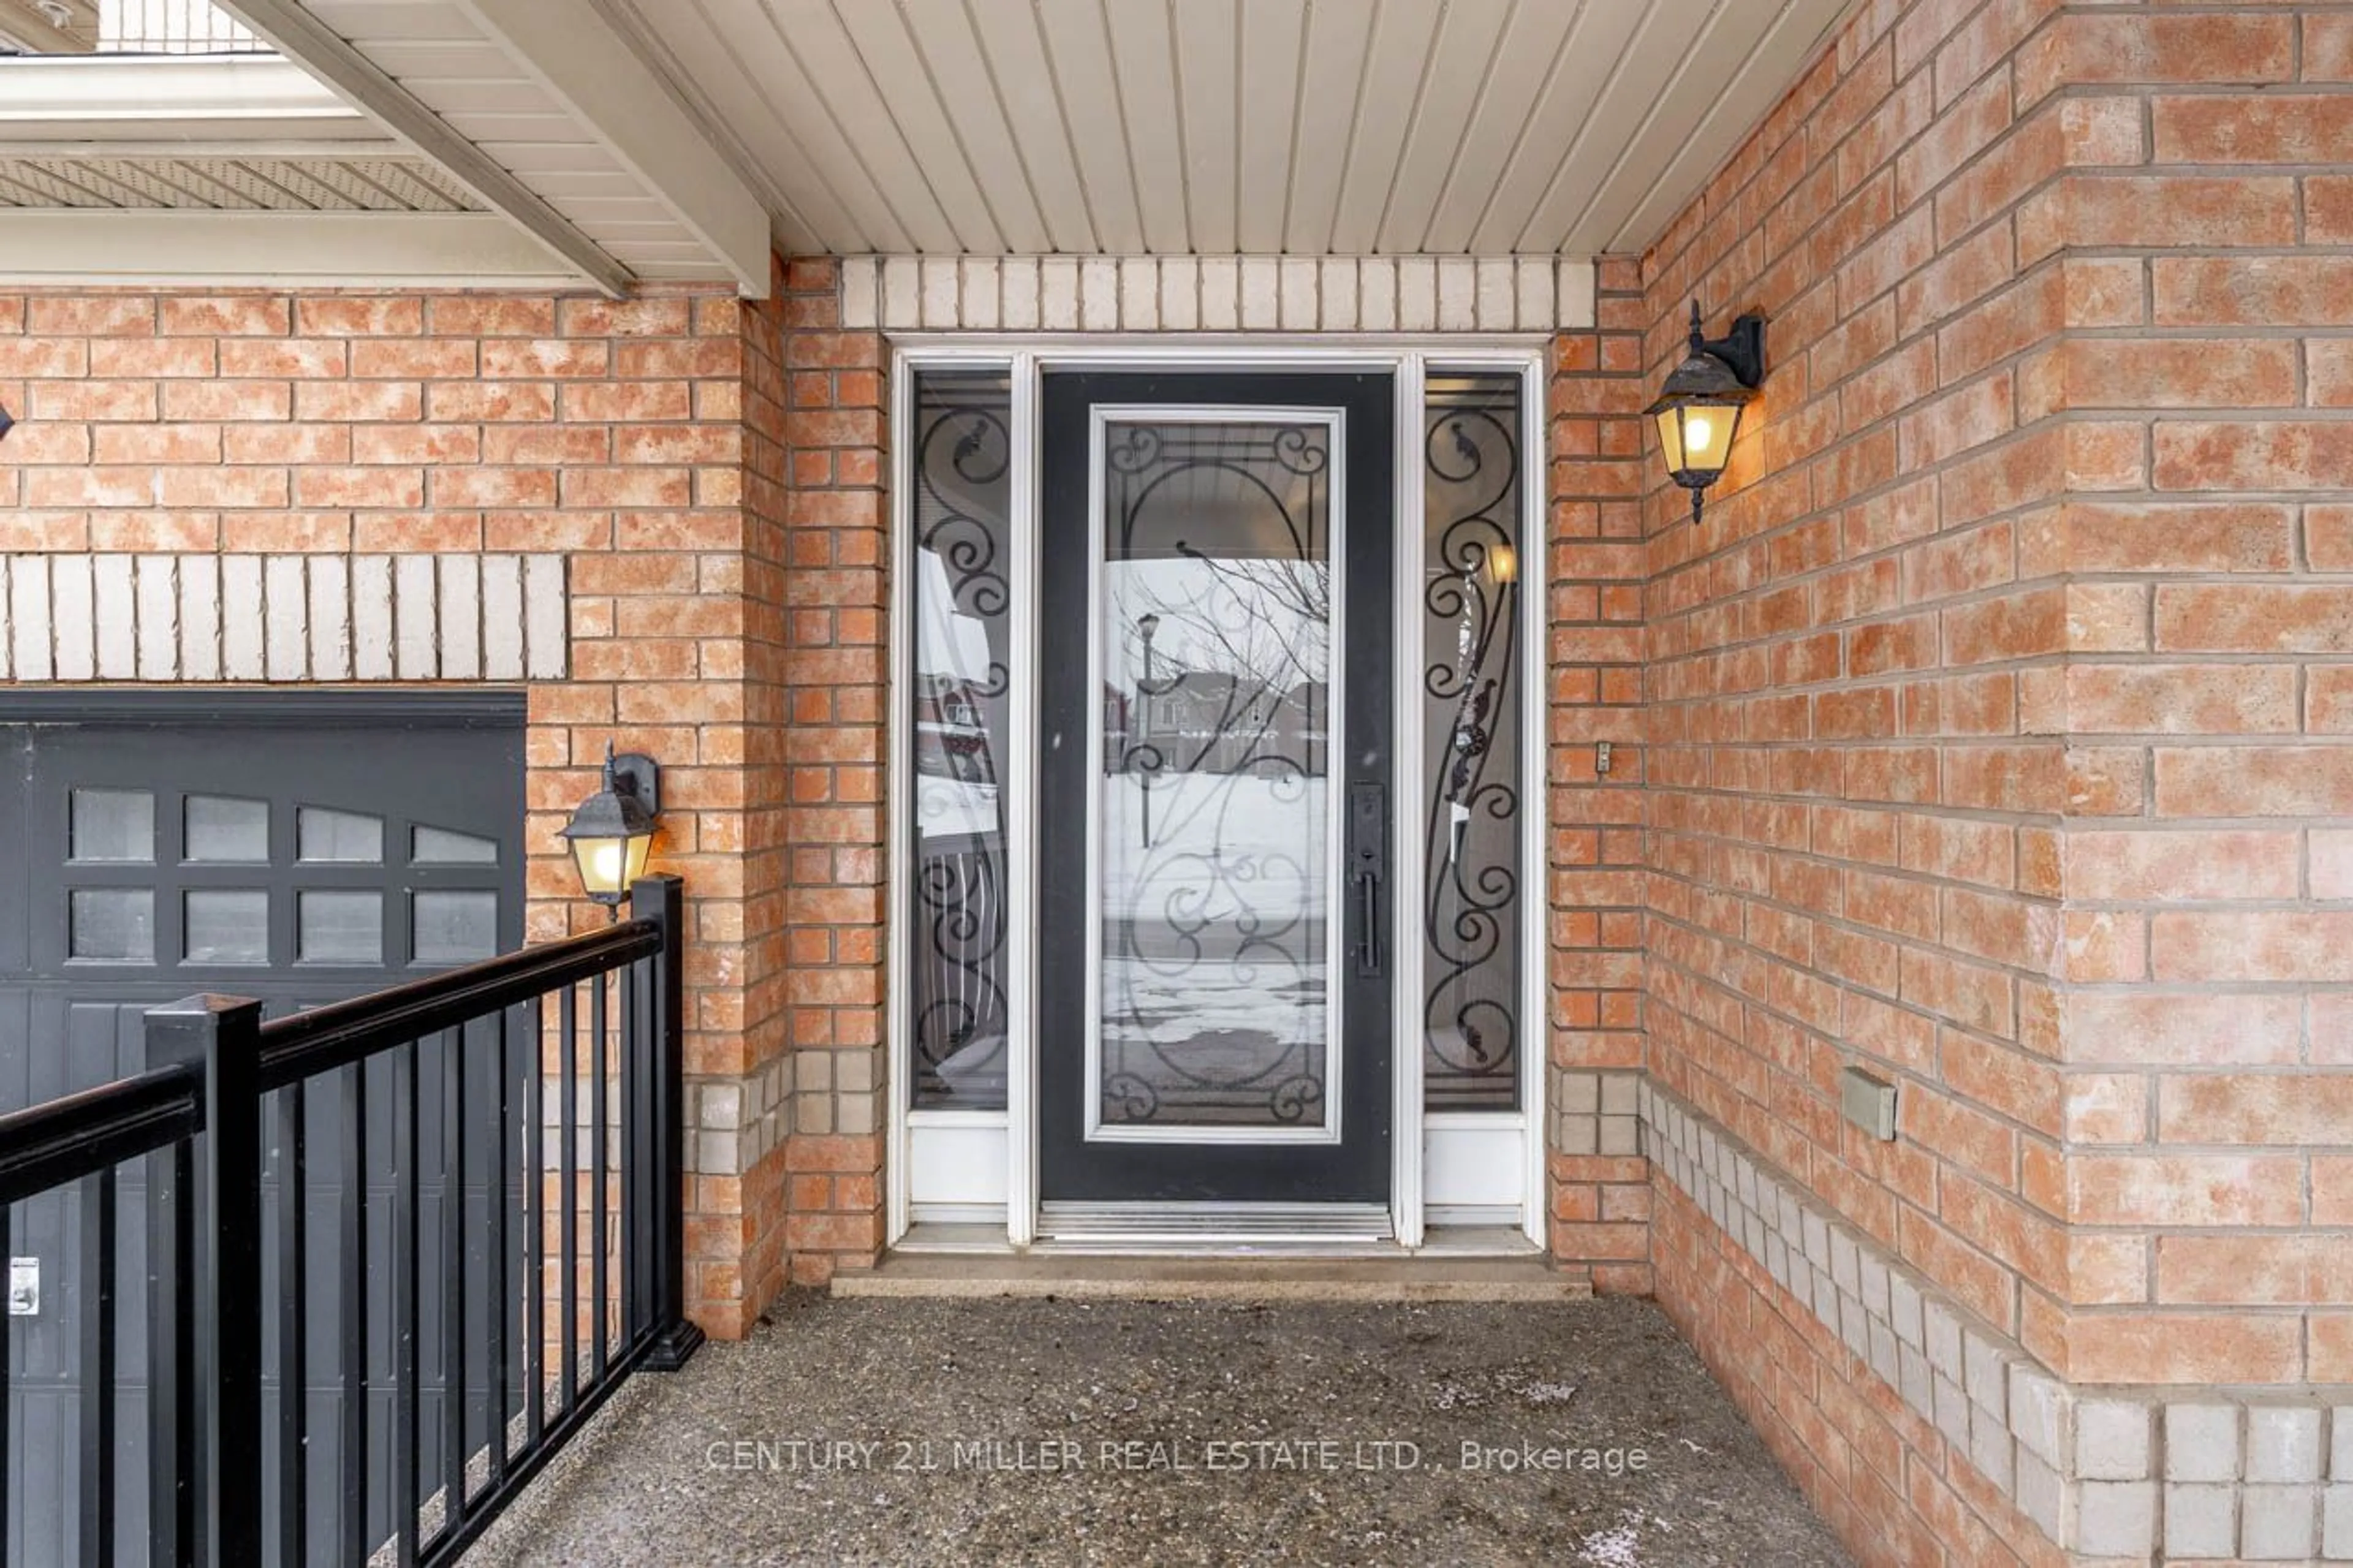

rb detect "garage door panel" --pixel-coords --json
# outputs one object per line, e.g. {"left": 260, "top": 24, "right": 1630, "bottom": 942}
{"left": 27, "top": 724, "right": 522, "bottom": 979}
{"left": 1, "top": 727, "right": 27, "bottom": 972}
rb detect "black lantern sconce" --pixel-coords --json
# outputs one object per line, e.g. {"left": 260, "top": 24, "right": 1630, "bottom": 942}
{"left": 560, "top": 741, "right": 661, "bottom": 917}
{"left": 1646, "top": 301, "right": 1768, "bottom": 526}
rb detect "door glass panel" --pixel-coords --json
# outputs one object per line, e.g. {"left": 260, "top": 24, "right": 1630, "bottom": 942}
{"left": 412, "top": 890, "right": 498, "bottom": 964}
{"left": 299, "top": 890, "right": 382, "bottom": 964}
{"left": 412, "top": 824, "right": 498, "bottom": 864}
{"left": 906, "top": 367, "right": 1013, "bottom": 1111}
{"left": 1422, "top": 373, "right": 1525, "bottom": 1111}
{"left": 298, "top": 807, "right": 383, "bottom": 863}
{"left": 184, "top": 889, "right": 268, "bottom": 964}
{"left": 1097, "top": 417, "right": 1336, "bottom": 1131}
{"left": 70, "top": 889, "right": 154, "bottom": 961}
{"left": 70, "top": 789, "right": 153, "bottom": 862}
{"left": 185, "top": 795, "right": 270, "bottom": 862}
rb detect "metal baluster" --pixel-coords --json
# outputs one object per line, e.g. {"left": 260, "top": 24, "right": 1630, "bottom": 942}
{"left": 590, "top": 971, "right": 608, "bottom": 1380}
{"left": 619, "top": 955, "right": 641, "bottom": 1344}
{"left": 440, "top": 1025, "right": 466, "bottom": 1540}
{"left": 524, "top": 996, "right": 544, "bottom": 1449}
{"left": 335, "top": 1062, "right": 367, "bottom": 1567}
{"left": 393, "top": 1040, "right": 419, "bottom": 1568}
{"left": 491, "top": 1007, "right": 512, "bottom": 1490}
{"left": 148, "top": 1138, "right": 197, "bottom": 1564}
{"left": 78, "top": 1168, "right": 118, "bottom": 1568}
{"left": 557, "top": 985, "right": 577, "bottom": 1412}
{"left": 277, "top": 1082, "right": 307, "bottom": 1568}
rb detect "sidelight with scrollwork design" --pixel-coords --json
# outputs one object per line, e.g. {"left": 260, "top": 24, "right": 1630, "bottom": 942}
{"left": 909, "top": 369, "right": 1013, "bottom": 1110}
{"left": 1422, "top": 373, "right": 1525, "bottom": 1112}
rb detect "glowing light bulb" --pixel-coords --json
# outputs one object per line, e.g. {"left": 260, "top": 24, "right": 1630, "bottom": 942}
{"left": 1686, "top": 414, "right": 1715, "bottom": 455}
{"left": 589, "top": 840, "right": 625, "bottom": 887}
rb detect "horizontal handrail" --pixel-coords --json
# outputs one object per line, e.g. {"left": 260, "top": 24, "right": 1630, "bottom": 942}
{"left": 254, "top": 918, "right": 662, "bottom": 1093}
{"left": 0, "top": 1062, "right": 202, "bottom": 1207}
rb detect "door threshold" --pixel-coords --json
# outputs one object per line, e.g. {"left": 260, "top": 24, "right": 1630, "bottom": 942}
{"left": 834, "top": 1245, "right": 1580, "bottom": 1303}
{"left": 888, "top": 1221, "right": 1543, "bottom": 1259}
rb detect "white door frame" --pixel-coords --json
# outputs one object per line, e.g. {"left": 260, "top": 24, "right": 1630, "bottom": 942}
{"left": 885, "top": 337, "right": 1549, "bottom": 1251}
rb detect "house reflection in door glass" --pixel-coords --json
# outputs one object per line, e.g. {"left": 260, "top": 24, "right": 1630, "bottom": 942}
{"left": 1097, "top": 419, "right": 1336, "bottom": 1131}
{"left": 907, "top": 369, "right": 1014, "bottom": 1110}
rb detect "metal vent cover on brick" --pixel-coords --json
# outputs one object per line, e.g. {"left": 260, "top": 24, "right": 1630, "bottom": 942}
{"left": 0, "top": 154, "right": 481, "bottom": 211}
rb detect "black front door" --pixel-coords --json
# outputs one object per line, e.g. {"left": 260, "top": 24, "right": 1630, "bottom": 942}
{"left": 1040, "top": 371, "right": 1395, "bottom": 1205}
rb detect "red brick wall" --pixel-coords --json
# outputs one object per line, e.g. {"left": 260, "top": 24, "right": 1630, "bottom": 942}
{"left": 1545, "top": 268, "right": 1654, "bottom": 1288}
{"left": 770, "top": 258, "right": 891, "bottom": 1285}
{"left": 1653, "top": 1178, "right": 2061, "bottom": 1568}
{"left": 1624, "top": 0, "right": 2353, "bottom": 1555}
{"left": 1641, "top": 0, "right": 2077, "bottom": 1377}
{"left": 0, "top": 281, "right": 799, "bottom": 1336}
{"left": 2018, "top": 4, "right": 2353, "bottom": 1388}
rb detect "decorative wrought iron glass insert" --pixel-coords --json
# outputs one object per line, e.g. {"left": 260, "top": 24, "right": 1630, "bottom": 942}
{"left": 907, "top": 368, "right": 1014, "bottom": 1111}
{"left": 1092, "top": 415, "right": 1341, "bottom": 1133}
{"left": 1422, "top": 373, "right": 1525, "bottom": 1112}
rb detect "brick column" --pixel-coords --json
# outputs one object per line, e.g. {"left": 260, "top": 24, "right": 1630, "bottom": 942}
{"left": 771, "top": 257, "right": 891, "bottom": 1284}
{"left": 1544, "top": 260, "right": 1653, "bottom": 1289}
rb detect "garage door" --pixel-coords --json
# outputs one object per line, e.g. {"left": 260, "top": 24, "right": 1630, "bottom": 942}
{"left": 0, "top": 690, "right": 527, "bottom": 1564}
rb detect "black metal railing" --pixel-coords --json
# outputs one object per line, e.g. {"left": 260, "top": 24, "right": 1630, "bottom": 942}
{"left": 0, "top": 874, "right": 701, "bottom": 1567}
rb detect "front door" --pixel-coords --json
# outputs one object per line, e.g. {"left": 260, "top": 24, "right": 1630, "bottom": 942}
{"left": 1039, "top": 371, "right": 1395, "bottom": 1210}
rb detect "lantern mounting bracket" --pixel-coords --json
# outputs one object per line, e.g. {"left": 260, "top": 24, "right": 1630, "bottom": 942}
{"left": 608, "top": 751, "right": 660, "bottom": 814}
{"left": 1686, "top": 301, "right": 1768, "bottom": 392}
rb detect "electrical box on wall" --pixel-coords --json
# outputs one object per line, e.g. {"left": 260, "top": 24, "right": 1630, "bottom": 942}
{"left": 7, "top": 1257, "right": 36, "bottom": 1316}
{"left": 1840, "top": 1067, "right": 1898, "bottom": 1142}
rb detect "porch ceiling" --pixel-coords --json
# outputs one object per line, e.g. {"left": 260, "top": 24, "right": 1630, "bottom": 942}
{"left": 608, "top": 0, "right": 1857, "bottom": 260}
{"left": 4, "top": 0, "right": 1855, "bottom": 295}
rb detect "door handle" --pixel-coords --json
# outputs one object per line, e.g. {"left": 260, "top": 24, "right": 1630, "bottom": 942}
{"left": 1348, "top": 782, "right": 1384, "bottom": 978}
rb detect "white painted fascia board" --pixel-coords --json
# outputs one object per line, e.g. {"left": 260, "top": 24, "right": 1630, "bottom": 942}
{"left": 0, "top": 209, "right": 589, "bottom": 288}
{"left": 452, "top": 0, "right": 771, "bottom": 297}
{"left": 213, "top": 0, "right": 632, "bottom": 296}
{"left": 0, "top": 55, "right": 378, "bottom": 142}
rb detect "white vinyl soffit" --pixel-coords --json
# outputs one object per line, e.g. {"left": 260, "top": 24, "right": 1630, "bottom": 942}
{"left": 602, "top": 0, "right": 1856, "bottom": 258}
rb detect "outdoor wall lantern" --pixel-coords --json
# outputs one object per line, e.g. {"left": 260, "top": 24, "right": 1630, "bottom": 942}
{"left": 561, "top": 742, "right": 661, "bottom": 915}
{"left": 1646, "top": 301, "right": 1768, "bottom": 525}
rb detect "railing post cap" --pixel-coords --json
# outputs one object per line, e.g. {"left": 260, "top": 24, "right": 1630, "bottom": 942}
{"left": 145, "top": 993, "right": 266, "bottom": 1020}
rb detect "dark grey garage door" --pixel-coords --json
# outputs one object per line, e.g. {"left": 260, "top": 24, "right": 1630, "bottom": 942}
{"left": 0, "top": 691, "right": 526, "bottom": 1565}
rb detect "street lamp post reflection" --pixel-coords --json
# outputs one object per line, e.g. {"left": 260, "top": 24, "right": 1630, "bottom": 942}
{"left": 1137, "top": 612, "right": 1160, "bottom": 850}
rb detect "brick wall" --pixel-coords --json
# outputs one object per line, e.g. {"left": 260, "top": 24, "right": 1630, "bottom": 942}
{"left": 1620, "top": 0, "right": 2353, "bottom": 1559}
{"left": 1642, "top": 0, "right": 2077, "bottom": 1379}
{"left": 1545, "top": 263, "right": 1653, "bottom": 1289}
{"left": 770, "top": 259, "right": 891, "bottom": 1286}
{"left": 0, "top": 281, "right": 799, "bottom": 1338}
{"left": 2022, "top": 4, "right": 2353, "bottom": 1393}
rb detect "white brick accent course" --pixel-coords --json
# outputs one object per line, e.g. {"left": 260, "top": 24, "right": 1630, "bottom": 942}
{"left": 0, "top": 552, "right": 566, "bottom": 682}
{"left": 838, "top": 256, "right": 1597, "bottom": 333}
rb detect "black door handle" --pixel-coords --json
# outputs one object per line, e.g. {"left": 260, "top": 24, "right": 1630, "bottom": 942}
{"left": 1348, "top": 782, "right": 1384, "bottom": 978}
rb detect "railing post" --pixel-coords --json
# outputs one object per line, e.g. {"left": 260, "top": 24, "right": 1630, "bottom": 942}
{"left": 632, "top": 874, "right": 705, "bottom": 1370}
{"left": 145, "top": 994, "right": 267, "bottom": 1567}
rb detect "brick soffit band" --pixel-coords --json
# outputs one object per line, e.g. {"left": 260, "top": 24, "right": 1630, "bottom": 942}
{"left": 839, "top": 255, "right": 1599, "bottom": 334}
{"left": 1637, "top": 1078, "right": 2353, "bottom": 1561}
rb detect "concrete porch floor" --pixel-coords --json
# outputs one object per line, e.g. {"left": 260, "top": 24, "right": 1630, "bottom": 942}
{"left": 461, "top": 1295, "right": 1849, "bottom": 1567}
